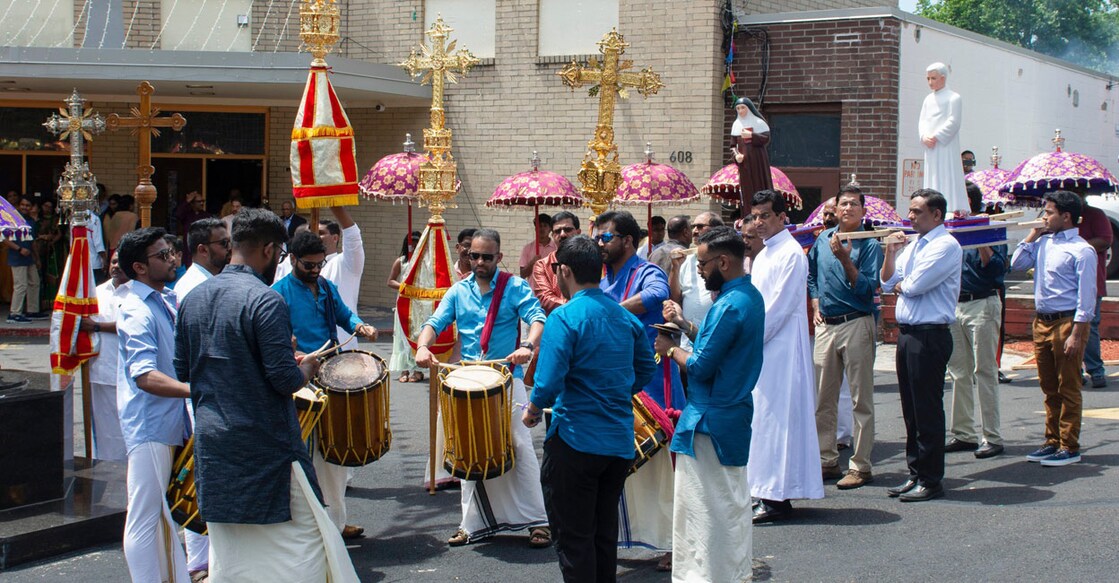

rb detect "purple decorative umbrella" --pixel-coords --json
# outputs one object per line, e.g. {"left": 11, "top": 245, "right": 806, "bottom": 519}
{"left": 702, "top": 164, "right": 803, "bottom": 210}
{"left": 803, "top": 195, "right": 903, "bottom": 226}
{"left": 0, "top": 196, "right": 31, "bottom": 242}
{"left": 997, "top": 130, "right": 1119, "bottom": 198}
{"left": 615, "top": 145, "right": 700, "bottom": 253}
{"left": 486, "top": 152, "right": 581, "bottom": 256}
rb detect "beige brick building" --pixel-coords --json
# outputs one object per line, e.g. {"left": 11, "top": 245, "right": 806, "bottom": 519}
{"left": 0, "top": 0, "right": 893, "bottom": 309}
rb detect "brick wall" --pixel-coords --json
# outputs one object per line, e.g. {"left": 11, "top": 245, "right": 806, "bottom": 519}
{"left": 731, "top": 17, "right": 902, "bottom": 206}
{"left": 121, "top": 0, "right": 162, "bottom": 49}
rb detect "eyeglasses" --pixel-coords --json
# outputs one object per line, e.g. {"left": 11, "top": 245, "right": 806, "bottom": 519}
{"left": 552, "top": 226, "right": 576, "bottom": 235}
{"left": 750, "top": 211, "right": 775, "bottom": 222}
{"left": 207, "top": 238, "right": 231, "bottom": 249}
{"left": 147, "top": 248, "right": 174, "bottom": 262}
{"left": 594, "top": 232, "right": 617, "bottom": 244}
{"left": 469, "top": 252, "right": 496, "bottom": 262}
{"left": 696, "top": 254, "right": 725, "bottom": 269}
{"left": 296, "top": 257, "right": 326, "bottom": 270}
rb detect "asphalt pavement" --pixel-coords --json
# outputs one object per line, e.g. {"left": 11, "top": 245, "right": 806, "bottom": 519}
{"left": 3, "top": 335, "right": 1119, "bottom": 582}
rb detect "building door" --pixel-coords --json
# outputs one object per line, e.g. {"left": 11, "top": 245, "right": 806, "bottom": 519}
{"left": 764, "top": 103, "right": 842, "bottom": 222}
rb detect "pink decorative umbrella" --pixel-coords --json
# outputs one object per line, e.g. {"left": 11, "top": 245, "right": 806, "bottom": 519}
{"left": 702, "top": 164, "right": 803, "bottom": 210}
{"left": 803, "top": 195, "right": 903, "bottom": 226}
{"left": 486, "top": 152, "right": 581, "bottom": 256}
{"left": 997, "top": 130, "right": 1119, "bottom": 198}
{"left": 0, "top": 196, "right": 31, "bottom": 242}
{"left": 615, "top": 144, "right": 700, "bottom": 253}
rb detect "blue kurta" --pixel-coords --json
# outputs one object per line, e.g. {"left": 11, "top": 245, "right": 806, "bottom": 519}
{"left": 670, "top": 275, "right": 764, "bottom": 467}
{"left": 531, "top": 288, "right": 657, "bottom": 458}
{"left": 600, "top": 255, "right": 684, "bottom": 409}
{"left": 272, "top": 273, "right": 363, "bottom": 353}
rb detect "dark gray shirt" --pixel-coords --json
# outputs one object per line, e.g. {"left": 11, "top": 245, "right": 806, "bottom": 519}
{"left": 174, "top": 264, "right": 318, "bottom": 524}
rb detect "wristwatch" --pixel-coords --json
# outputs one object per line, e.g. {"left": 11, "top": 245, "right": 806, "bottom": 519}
{"left": 519, "top": 341, "right": 534, "bottom": 351}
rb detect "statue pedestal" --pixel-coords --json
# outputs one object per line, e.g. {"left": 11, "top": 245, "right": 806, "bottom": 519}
{"left": 0, "top": 386, "right": 64, "bottom": 510}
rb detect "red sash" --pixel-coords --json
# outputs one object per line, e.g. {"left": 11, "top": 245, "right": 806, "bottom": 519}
{"left": 479, "top": 271, "right": 512, "bottom": 358}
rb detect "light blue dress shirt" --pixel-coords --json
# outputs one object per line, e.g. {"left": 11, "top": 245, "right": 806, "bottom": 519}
{"left": 425, "top": 270, "right": 545, "bottom": 376}
{"left": 116, "top": 280, "right": 186, "bottom": 453}
{"left": 881, "top": 224, "right": 963, "bottom": 325}
{"left": 670, "top": 275, "right": 764, "bottom": 467}
{"left": 530, "top": 288, "right": 657, "bottom": 458}
{"left": 272, "top": 274, "right": 363, "bottom": 353}
{"left": 1010, "top": 227, "right": 1097, "bottom": 323}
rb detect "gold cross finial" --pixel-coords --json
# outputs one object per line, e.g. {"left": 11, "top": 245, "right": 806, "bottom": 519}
{"left": 558, "top": 29, "right": 663, "bottom": 217}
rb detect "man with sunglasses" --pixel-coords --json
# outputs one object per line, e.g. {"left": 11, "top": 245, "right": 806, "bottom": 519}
{"left": 529, "top": 211, "right": 582, "bottom": 314}
{"left": 116, "top": 227, "right": 191, "bottom": 582}
{"left": 173, "top": 218, "right": 230, "bottom": 300}
{"left": 415, "top": 228, "right": 551, "bottom": 549}
{"left": 748, "top": 189, "right": 825, "bottom": 523}
{"left": 272, "top": 230, "right": 378, "bottom": 541}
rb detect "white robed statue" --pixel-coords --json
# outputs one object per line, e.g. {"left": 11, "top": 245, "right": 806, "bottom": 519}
{"left": 919, "top": 62, "right": 967, "bottom": 216}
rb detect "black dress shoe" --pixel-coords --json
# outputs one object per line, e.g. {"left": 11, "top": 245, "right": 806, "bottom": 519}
{"left": 974, "top": 442, "right": 1005, "bottom": 459}
{"left": 752, "top": 499, "right": 791, "bottom": 524}
{"left": 998, "top": 371, "right": 1011, "bottom": 384}
{"left": 899, "top": 483, "right": 944, "bottom": 502}
{"left": 945, "top": 438, "right": 979, "bottom": 452}
{"left": 887, "top": 477, "right": 918, "bottom": 497}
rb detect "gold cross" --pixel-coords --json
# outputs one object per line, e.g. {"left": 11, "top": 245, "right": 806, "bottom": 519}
{"left": 558, "top": 29, "right": 663, "bottom": 217}
{"left": 106, "top": 82, "right": 187, "bottom": 228}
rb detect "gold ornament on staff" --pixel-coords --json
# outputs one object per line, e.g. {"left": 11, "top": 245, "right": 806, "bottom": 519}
{"left": 558, "top": 29, "right": 663, "bottom": 219}
{"left": 300, "top": 0, "right": 341, "bottom": 66}
{"left": 399, "top": 15, "right": 480, "bottom": 220}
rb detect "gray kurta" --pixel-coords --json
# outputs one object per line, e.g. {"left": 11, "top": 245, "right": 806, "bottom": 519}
{"left": 174, "top": 264, "right": 318, "bottom": 524}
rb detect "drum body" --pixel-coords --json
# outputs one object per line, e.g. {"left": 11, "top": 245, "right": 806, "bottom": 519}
{"left": 438, "top": 363, "right": 514, "bottom": 481}
{"left": 313, "top": 350, "right": 392, "bottom": 466}
{"left": 630, "top": 395, "right": 669, "bottom": 475}
{"left": 168, "top": 387, "right": 327, "bottom": 535}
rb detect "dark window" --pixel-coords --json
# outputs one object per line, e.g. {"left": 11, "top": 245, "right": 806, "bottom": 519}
{"left": 767, "top": 113, "right": 841, "bottom": 168}
{"left": 152, "top": 111, "right": 265, "bottom": 155}
{"left": 0, "top": 108, "right": 71, "bottom": 152}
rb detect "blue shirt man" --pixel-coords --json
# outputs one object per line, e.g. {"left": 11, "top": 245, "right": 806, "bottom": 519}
{"left": 881, "top": 223, "right": 962, "bottom": 325}
{"left": 272, "top": 274, "right": 363, "bottom": 353}
{"left": 1011, "top": 227, "right": 1096, "bottom": 322}
{"left": 808, "top": 225, "right": 883, "bottom": 318}
{"left": 960, "top": 245, "right": 1007, "bottom": 295}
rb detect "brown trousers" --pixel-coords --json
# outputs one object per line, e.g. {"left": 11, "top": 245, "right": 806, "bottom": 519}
{"left": 1033, "top": 317, "right": 1084, "bottom": 452}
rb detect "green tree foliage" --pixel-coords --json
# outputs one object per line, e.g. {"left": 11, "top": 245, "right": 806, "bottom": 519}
{"left": 916, "top": 0, "right": 1119, "bottom": 74}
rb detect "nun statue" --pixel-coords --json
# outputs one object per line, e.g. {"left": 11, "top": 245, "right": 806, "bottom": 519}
{"left": 731, "top": 97, "right": 773, "bottom": 214}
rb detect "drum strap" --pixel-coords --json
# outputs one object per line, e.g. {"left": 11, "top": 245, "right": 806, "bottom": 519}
{"left": 319, "top": 276, "right": 340, "bottom": 346}
{"left": 480, "top": 271, "right": 512, "bottom": 358}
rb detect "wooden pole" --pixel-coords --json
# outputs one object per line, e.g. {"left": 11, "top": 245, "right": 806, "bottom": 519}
{"left": 81, "top": 362, "right": 93, "bottom": 460}
{"left": 310, "top": 208, "right": 320, "bottom": 232}
{"left": 428, "top": 363, "right": 438, "bottom": 495}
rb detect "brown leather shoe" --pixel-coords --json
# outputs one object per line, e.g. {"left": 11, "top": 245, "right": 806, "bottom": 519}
{"left": 342, "top": 524, "right": 365, "bottom": 539}
{"left": 836, "top": 469, "right": 873, "bottom": 490}
{"left": 822, "top": 464, "right": 844, "bottom": 480}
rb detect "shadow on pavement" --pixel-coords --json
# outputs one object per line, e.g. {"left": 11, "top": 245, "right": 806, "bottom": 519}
{"left": 348, "top": 533, "right": 447, "bottom": 574}
{"left": 617, "top": 557, "right": 671, "bottom": 581}
{"left": 940, "top": 484, "right": 1056, "bottom": 505}
{"left": 467, "top": 535, "right": 558, "bottom": 565}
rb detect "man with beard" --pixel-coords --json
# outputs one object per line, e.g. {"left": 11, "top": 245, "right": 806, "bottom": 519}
{"left": 454, "top": 228, "right": 476, "bottom": 281}
{"left": 174, "top": 218, "right": 231, "bottom": 299}
{"left": 116, "top": 227, "right": 191, "bottom": 582}
{"left": 657, "top": 226, "right": 763, "bottom": 582}
{"left": 808, "top": 185, "right": 883, "bottom": 490}
{"left": 595, "top": 210, "right": 680, "bottom": 568}
{"left": 175, "top": 209, "right": 358, "bottom": 581}
{"left": 272, "top": 231, "right": 378, "bottom": 540}
{"left": 820, "top": 197, "right": 839, "bottom": 229}
{"left": 669, "top": 212, "right": 722, "bottom": 351}
{"left": 415, "top": 228, "right": 551, "bottom": 548}
{"left": 748, "top": 189, "right": 825, "bottom": 522}
{"left": 318, "top": 207, "right": 364, "bottom": 342}
{"left": 524, "top": 235, "right": 656, "bottom": 582}
{"left": 530, "top": 211, "right": 582, "bottom": 314}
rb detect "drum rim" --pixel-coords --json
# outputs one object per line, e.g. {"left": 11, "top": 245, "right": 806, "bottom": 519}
{"left": 312, "top": 349, "right": 388, "bottom": 393}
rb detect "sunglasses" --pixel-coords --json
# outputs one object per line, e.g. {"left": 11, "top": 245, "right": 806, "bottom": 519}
{"left": 207, "top": 238, "right": 231, "bottom": 249}
{"left": 594, "top": 232, "right": 617, "bottom": 244}
{"left": 469, "top": 252, "right": 496, "bottom": 262}
{"left": 147, "top": 248, "right": 174, "bottom": 262}
{"left": 296, "top": 257, "right": 327, "bottom": 270}
{"left": 552, "top": 226, "right": 576, "bottom": 235}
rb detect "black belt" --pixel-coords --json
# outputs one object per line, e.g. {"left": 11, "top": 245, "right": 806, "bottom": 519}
{"left": 898, "top": 323, "right": 949, "bottom": 333}
{"left": 822, "top": 311, "right": 871, "bottom": 326}
{"left": 1037, "top": 310, "right": 1075, "bottom": 322}
{"left": 959, "top": 289, "right": 998, "bottom": 303}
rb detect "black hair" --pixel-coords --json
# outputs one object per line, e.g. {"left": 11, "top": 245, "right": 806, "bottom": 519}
{"left": 119, "top": 194, "right": 135, "bottom": 211}
{"left": 552, "top": 211, "right": 580, "bottom": 231}
{"left": 835, "top": 184, "right": 865, "bottom": 207}
{"left": 163, "top": 234, "right": 183, "bottom": 253}
{"left": 751, "top": 189, "right": 788, "bottom": 215}
{"left": 232, "top": 207, "right": 287, "bottom": 249}
{"left": 697, "top": 226, "right": 746, "bottom": 260}
{"left": 187, "top": 218, "right": 226, "bottom": 254}
{"left": 473, "top": 228, "right": 501, "bottom": 248}
{"left": 962, "top": 150, "right": 975, "bottom": 158}
{"left": 965, "top": 182, "right": 984, "bottom": 215}
{"left": 536, "top": 213, "right": 554, "bottom": 227}
{"left": 290, "top": 230, "right": 326, "bottom": 258}
{"left": 319, "top": 218, "right": 341, "bottom": 237}
{"left": 595, "top": 210, "right": 642, "bottom": 246}
{"left": 911, "top": 188, "right": 947, "bottom": 221}
{"left": 555, "top": 235, "right": 602, "bottom": 285}
{"left": 118, "top": 227, "right": 167, "bottom": 280}
{"left": 457, "top": 228, "right": 477, "bottom": 244}
{"left": 651, "top": 215, "right": 666, "bottom": 228}
{"left": 667, "top": 215, "right": 690, "bottom": 237}
{"left": 1043, "top": 190, "right": 1083, "bottom": 225}
{"left": 400, "top": 230, "right": 423, "bottom": 258}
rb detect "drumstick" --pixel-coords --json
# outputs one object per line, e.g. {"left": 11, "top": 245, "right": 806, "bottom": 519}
{"left": 428, "top": 362, "right": 438, "bottom": 496}
{"left": 462, "top": 358, "right": 510, "bottom": 366}
{"left": 514, "top": 401, "right": 553, "bottom": 414}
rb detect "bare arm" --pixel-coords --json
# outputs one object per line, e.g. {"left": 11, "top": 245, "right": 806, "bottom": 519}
{"left": 387, "top": 257, "right": 403, "bottom": 289}
{"left": 135, "top": 370, "right": 191, "bottom": 399}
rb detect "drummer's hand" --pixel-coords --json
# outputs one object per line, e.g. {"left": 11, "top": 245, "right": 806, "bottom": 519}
{"left": 298, "top": 356, "right": 321, "bottom": 382}
{"left": 356, "top": 324, "right": 378, "bottom": 342}
{"left": 654, "top": 333, "right": 677, "bottom": 358}
{"left": 507, "top": 347, "right": 533, "bottom": 366}
{"left": 522, "top": 403, "right": 543, "bottom": 428}
{"left": 415, "top": 345, "right": 435, "bottom": 368}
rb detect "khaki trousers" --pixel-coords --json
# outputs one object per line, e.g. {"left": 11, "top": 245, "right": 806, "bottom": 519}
{"left": 814, "top": 314, "right": 876, "bottom": 472}
{"left": 948, "top": 295, "right": 1002, "bottom": 444}
{"left": 1033, "top": 317, "right": 1084, "bottom": 452}
{"left": 9, "top": 263, "right": 40, "bottom": 314}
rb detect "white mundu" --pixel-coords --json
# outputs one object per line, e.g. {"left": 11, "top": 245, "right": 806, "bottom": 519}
{"left": 919, "top": 62, "right": 967, "bottom": 215}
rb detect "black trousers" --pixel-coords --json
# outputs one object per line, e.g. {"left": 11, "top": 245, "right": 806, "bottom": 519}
{"left": 540, "top": 435, "right": 631, "bottom": 583}
{"left": 896, "top": 327, "right": 953, "bottom": 486}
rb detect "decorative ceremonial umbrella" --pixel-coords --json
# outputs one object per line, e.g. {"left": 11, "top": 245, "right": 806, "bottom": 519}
{"left": 998, "top": 130, "right": 1119, "bottom": 199}
{"left": 615, "top": 145, "right": 700, "bottom": 253}
{"left": 0, "top": 196, "right": 31, "bottom": 242}
{"left": 486, "top": 151, "right": 581, "bottom": 256}
{"left": 803, "top": 195, "right": 903, "bottom": 226}
{"left": 702, "top": 164, "right": 804, "bottom": 210}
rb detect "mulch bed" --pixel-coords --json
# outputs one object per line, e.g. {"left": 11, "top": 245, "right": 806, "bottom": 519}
{"left": 1006, "top": 339, "right": 1119, "bottom": 369}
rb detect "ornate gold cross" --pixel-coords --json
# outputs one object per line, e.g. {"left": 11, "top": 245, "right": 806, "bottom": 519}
{"left": 106, "top": 81, "right": 186, "bottom": 228}
{"left": 400, "top": 16, "right": 479, "bottom": 219}
{"left": 558, "top": 29, "right": 663, "bottom": 218}
{"left": 43, "top": 90, "right": 106, "bottom": 222}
